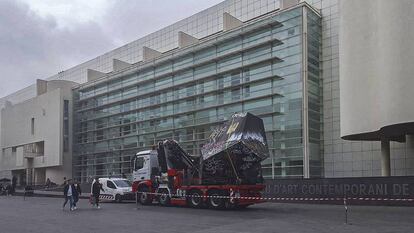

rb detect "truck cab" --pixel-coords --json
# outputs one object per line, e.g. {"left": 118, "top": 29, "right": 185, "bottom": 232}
{"left": 132, "top": 150, "right": 159, "bottom": 182}
{"left": 132, "top": 150, "right": 165, "bottom": 205}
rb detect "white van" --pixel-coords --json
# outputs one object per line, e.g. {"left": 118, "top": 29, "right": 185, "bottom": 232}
{"left": 91, "top": 178, "right": 134, "bottom": 202}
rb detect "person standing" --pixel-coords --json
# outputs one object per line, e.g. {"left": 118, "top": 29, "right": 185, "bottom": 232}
{"left": 92, "top": 178, "right": 104, "bottom": 209}
{"left": 73, "top": 182, "right": 82, "bottom": 209}
{"left": 45, "top": 178, "right": 51, "bottom": 189}
{"left": 63, "top": 179, "right": 77, "bottom": 211}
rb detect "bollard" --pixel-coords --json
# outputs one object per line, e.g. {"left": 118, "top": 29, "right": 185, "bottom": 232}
{"left": 343, "top": 196, "right": 348, "bottom": 225}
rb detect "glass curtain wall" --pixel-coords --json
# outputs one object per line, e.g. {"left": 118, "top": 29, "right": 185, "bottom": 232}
{"left": 73, "top": 6, "right": 322, "bottom": 182}
{"left": 307, "top": 9, "right": 323, "bottom": 177}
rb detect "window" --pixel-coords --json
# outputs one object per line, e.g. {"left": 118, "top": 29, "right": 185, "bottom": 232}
{"left": 217, "top": 54, "right": 241, "bottom": 73}
{"left": 64, "top": 100, "right": 69, "bottom": 117}
{"left": 113, "top": 180, "right": 132, "bottom": 187}
{"left": 244, "top": 85, "right": 250, "bottom": 98}
{"left": 134, "top": 157, "right": 145, "bottom": 171}
{"left": 218, "top": 78, "right": 224, "bottom": 89}
{"left": 63, "top": 100, "right": 69, "bottom": 152}
{"left": 107, "top": 181, "right": 116, "bottom": 189}
{"left": 96, "top": 130, "right": 104, "bottom": 141}
{"left": 63, "top": 136, "right": 69, "bottom": 152}
{"left": 31, "top": 118, "right": 35, "bottom": 135}
{"left": 174, "top": 70, "right": 193, "bottom": 85}
{"left": 231, "top": 88, "right": 241, "bottom": 101}
{"left": 231, "top": 72, "right": 241, "bottom": 86}
{"left": 194, "top": 63, "right": 215, "bottom": 79}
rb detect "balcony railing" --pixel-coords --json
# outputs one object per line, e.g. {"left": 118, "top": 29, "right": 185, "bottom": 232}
{"left": 23, "top": 152, "right": 44, "bottom": 158}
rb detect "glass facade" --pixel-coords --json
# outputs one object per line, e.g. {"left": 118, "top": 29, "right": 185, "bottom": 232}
{"left": 73, "top": 5, "right": 322, "bottom": 182}
{"left": 307, "top": 9, "right": 323, "bottom": 177}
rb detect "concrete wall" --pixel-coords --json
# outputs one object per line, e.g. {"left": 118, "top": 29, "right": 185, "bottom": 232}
{"left": 1, "top": 89, "right": 61, "bottom": 168}
{"left": 0, "top": 80, "right": 77, "bottom": 183}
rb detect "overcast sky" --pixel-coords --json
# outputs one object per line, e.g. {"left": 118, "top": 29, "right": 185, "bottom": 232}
{"left": 0, "top": 0, "right": 223, "bottom": 98}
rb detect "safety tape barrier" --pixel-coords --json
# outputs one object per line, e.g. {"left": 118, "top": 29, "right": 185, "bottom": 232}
{"left": 135, "top": 191, "right": 414, "bottom": 202}
{"left": 19, "top": 188, "right": 414, "bottom": 203}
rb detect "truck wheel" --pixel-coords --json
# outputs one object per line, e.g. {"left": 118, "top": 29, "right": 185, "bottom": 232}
{"left": 208, "top": 190, "right": 225, "bottom": 210}
{"left": 158, "top": 190, "right": 170, "bottom": 206}
{"left": 115, "top": 194, "right": 122, "bottom": 203}
{"left": 139, "top": 186, "right": 152, "bottom": 205}
{"left": 187, "top": 190, "right": 203, "bottom": 208}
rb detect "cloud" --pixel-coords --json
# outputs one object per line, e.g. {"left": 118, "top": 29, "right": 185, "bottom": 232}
{"left": 92, "top": 0, "right": 224, "bottom": 45}
{"left": 21, "top": 0, "right": 111, "bottom": 29}
{"left": 0, "top": 0, "right": 116, "bottom": 98}
{"left": 0, "top": 0, "right": 224, "bottom": 98}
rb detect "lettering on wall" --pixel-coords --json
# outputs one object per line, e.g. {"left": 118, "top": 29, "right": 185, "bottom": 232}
{"left": 264, "top": 177, "right": 414, "bottom": 198}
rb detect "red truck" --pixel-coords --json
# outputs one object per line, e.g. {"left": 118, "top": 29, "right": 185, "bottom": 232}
{"left": 131, "top": 113, "right": 269, "bottom": 209}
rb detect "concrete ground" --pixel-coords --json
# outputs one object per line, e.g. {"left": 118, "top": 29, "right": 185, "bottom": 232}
{"left": 0, "top": 196, "right": 413, "bottom": 233}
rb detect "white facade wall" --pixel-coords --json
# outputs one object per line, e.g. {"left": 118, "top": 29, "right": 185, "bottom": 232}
{"left": 0, "top": 80, "right": 76, "bottom": 184}
{"left": 340, "top": 0, "right": 414, "bottom": 136}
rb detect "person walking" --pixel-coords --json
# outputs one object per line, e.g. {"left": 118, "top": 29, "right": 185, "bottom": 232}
{"left": 92, "top": 178, "right": 104, "bottom": 209}
{"left": 63, "top": 179, "right": 77, "bottom": 211}
{"left": 62, "top": 179, "right": 68, "bottom": 209}
{"left": 73, "top": 182, "right": 82, "bottom": 209}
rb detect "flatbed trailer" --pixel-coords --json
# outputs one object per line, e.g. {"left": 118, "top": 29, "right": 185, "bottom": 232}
{"left": 132, "top": 179, "right": 265, "bottom": 209}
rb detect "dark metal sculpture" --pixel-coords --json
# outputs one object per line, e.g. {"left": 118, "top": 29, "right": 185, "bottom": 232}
{"left": 155, "top": 113, "right": 269, "bottom": 185}
{"left": 200, "top": 112, "right": 269, "bottom": 184}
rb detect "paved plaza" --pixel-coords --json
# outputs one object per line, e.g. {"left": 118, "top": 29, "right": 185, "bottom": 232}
{"left": 0, "top": 196, "right": 413, "bottom": 233}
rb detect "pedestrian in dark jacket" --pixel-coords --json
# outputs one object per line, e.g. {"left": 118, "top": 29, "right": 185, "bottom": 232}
{"left": 73, "top": 182, "right": 82, "bottom": 209}
{"left": 63, "top": 179, "right": 78, "bottom": 211}
{"left": 92, "top": 178, "right": 104, "bottom": 209}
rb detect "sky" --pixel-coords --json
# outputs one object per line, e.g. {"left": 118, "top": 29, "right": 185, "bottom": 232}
{"left": 0, "top": 0, "right": 224, "bottom": 98}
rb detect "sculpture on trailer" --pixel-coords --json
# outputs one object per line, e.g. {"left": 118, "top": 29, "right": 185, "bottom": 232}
{"left": 200, "top": 112, "right": 269, "bottom": 185}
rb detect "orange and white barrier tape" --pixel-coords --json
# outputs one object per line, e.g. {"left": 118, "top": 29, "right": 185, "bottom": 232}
{"left": 135, "top": 191, "right": 414, "bottom": 202}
